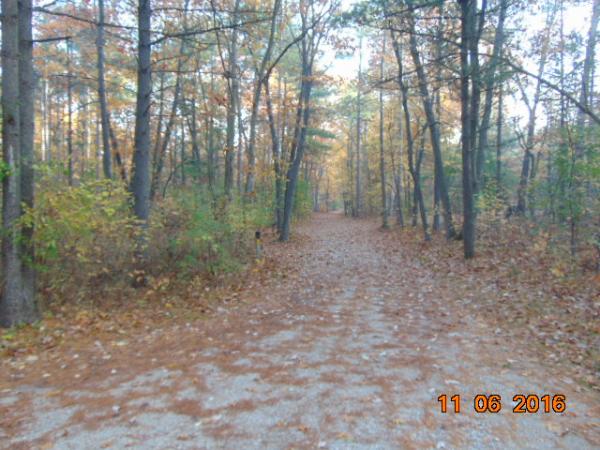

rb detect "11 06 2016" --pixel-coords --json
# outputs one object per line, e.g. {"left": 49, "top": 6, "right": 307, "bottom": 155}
{"left": 437, "top": 394, "right": 566, "bottom": 414}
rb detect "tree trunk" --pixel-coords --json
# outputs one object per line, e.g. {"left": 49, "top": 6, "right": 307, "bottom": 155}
{"left": 392, "top": 33, "right": 429, "bottom": 241}
{"left": 516, "top": 6, "right": 556, "bottom": 213}
{"left": 245, "top": 0, "right": 282, "bottom": 194}
{"left": 264, "top": 77, "right": 284, "bottom": 230}
{"left": 67, "top": 40, "right": 74, "bottom": 186}
{"left": 475, "top": 0, "right": 506, "bottom": 190}
{"left": 1, "top": 0, "right": 39, "bottom": 326}
{"left": 280, "top": 7, "right": 320, "bottom": 241}
{"left": 405, "top": 3, "right": 455, "bottom": 238}
{"left": 459, "top": 0, "right": 477, "bottom": 259}
{"left": 355, "top": 36, "right": 363, "bottom": 218}
{"left": 496, "top": 85, "right": 503, "bottom": 188}
{"left": 150, "top": 37, "right": 186, "bottom": 200}
{"left": 187, "top": 97, "right": 201, "bottom": 182}
{"left": 390, "top": 100, "right": 405, "bottom": 227}
{"left": 224, "top": 0, "right": 241, "bottom": 199}
{"left": 574, "top": 0, "right": 600, "bottom": 161}
{"left": 379, "top": 34, "right": 389, "bottom": 228}
{"left": 130, "top": 0, "right": 152, "bottom": 226}
{"left": 432, "top": 3, "right": 443, "bottom": 232}
{"left": 80, "top": 84, "right": 90, "bottom": 177}
{"left": 97, "top": 0, "right": 113, "bottom": 179}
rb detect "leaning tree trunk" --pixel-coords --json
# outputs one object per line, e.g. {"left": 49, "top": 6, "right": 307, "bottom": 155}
{"left": 405, "top": 3, "right": 456, "bottom": 238}
{"left": 245, "top": 0, "right": 282, "bottom": 194}
{"left": 280, "top": 58, "right": 313, "bottom": 241}
{"left": 150, "top": 10, "right": 187, "bottom": 200}
{"left": 391, "top": 32, "right": 430, "bottom": 241}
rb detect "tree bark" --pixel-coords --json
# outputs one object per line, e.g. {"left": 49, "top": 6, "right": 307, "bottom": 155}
{"left": 391, "top": 32, "right": 430, "bottom": 241}
{"left": 67, "top": 40, "right": 74, "bottom": 186}
{"left": 130, "top": 0, "right": 152, "bottom": 226}
{"left": 1, "top": 0, "right": 39, "bottom": 326}
{"left": 150, "top": 4, "right": 188, "bottom": 200}
{"left": 245, "top": 0, "right": 282, "bottom": 194}
{"left": 355, "top": 36, "right": 363, "bottom": 218}
{"left": 264, "top": 77, "right": 284, "bottom": 229}
{"left": 516, "top": 6, "right": 556, "bottom": 213}
{"left": 97, "top": 0, "right": 113, "bottom": 179}
{"left": 475, "top": 0, "right": 506, "bottom": 190}
{"left": 379, "top": 33, "right": 388, "bottom": 228}
{"left": 459, "top": 0, "right": 477, "bottom": 259}
{"left": 575, "top": 0, "right": 600, "bottom": 159}
{"left": 224, "top": 0, "right": 241, "bottom": 199}
{"left": 405, "top": 3, "right": 455, "bottom": 238}
{"left": 496, "top": 85, "right": 503, "bottom": 188}
{"left": 279, "top": 2, "right": 324, "bottom": 241}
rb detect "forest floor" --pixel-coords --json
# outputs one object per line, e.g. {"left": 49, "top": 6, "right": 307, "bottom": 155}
{"left": 1, "top": 212, "right": 599, "bottom": 449}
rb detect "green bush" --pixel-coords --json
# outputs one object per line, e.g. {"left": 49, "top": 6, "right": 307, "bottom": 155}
{"left": 17, "top": 166, "right": 275, "bottom": 304}
{"left": 21, "top": 169, "right": 138, "bottom": 300}
{"left": 149, "top": 188, "right": 273, "bottom": 277}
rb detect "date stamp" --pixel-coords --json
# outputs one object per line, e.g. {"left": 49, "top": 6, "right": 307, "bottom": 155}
{"left": 437, "top": 394, "right": 566, "bottom": 414}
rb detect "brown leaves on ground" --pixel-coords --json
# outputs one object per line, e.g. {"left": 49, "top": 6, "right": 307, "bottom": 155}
{"left": 390, "top": 220, "right": 599, "bottom": 390}
{"left": 1, "top": 216, "right": 597, "bottom": 393}
{"left": 0, "top": 228, "right": 288, "bottom": 367}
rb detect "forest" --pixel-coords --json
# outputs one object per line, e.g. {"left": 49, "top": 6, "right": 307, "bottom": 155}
{"left": 0, "top": 0, "right": 599, "bottom": 447}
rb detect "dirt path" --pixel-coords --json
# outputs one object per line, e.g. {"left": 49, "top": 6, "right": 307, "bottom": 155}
{"left": 2, "top": 213, "right": 599, "bottom": 449}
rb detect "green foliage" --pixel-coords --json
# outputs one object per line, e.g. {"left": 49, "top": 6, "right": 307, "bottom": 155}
{"left": 21, "top": 169, "right": 139, "bottom": 297}
{"left": 151, "top": 188, "right": 273, "bottom": 277}
{"left": 0, "top": 160, "right": 12, "bottom": 182}
{"left": 294, "top": 179, "right": 313, "bottom": 220}
{"left": 18, "top": 164, "right": 278, "bottom": 303}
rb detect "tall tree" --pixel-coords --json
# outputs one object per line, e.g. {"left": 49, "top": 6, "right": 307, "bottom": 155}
{"left": 67, "top": 39, "right": 74, "bottom": 186}
{"left": 1, "top": 0, "right": 39, "bottom": 326}
{"left": 379, "top": 33, "right": 389, "bottom": 228}
{"left": 405, "top": 0, "right": 456, "bottom": 239}
{"left": 279, "top": 0, "right": 334, "bottom": 241}
{"left": 222, "top": 0, "right": 241, "bottom": 199}
{"left": 392, "top": 32, "right": 430, "bottom": 241}
{"left": 575, "top": 0, "right": 600, "bottom": 158}
{"left": 515, "top": 3, "right": 556, "bottom": 214}
{"left": 130, "top": 0, "right": 152, "bottom": 226}
{"left": 96, "top": 0, "right": 113, "bottom": 179}
{"left": 458, "top": 0, "right": 479, "bottom": 258}
{"left": 245, "top": 0, "right": 283, "bottom": 194}
{"left": 355, "top": 35, "right": 363, "bottom": 218}
{"left": 475, "top": 0, "right": 507, "bottom": 190}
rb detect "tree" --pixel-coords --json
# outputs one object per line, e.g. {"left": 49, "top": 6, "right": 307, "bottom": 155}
{"left": 378, "top": 33, "right": 389, "bottom": 228}
{"left": 458, "top": 0, "right": 479, "bottom": 259}
{"left": 130, "top": 0, "right": 152, "bottom": 226}
{"left": 245, "top": 0, "right": 283, "bottom": 194}
{"left": 96, "top": 0, "right": 113, "bottom": 180}
{"left": 1, "top": 0, "right": 39, "bottom": 326}
{"left": 279, "top": 0, "right": 336, "bottom": 241}
{"left": 405, "top": 0, "right": 456, "bottom": 239}
{"left": 391, "top": 32, "right": 430, "bottom": 241}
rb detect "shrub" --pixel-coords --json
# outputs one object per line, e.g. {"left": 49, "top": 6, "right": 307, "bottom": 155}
{"left": 21, "top": 170, "right": 138, "bottom": 302}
